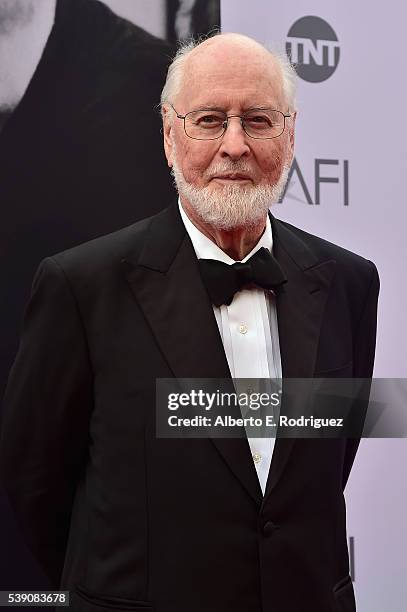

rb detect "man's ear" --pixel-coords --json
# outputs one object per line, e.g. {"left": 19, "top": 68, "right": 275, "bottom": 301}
{"left": 162, "top": 105, "right": 174, "bottom": 168}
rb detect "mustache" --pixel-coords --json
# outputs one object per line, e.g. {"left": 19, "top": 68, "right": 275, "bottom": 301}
{"left": 205, "top": 155, "right": 282, "bottom": 180}
{"left": 205, "top": 162, "right": 254, "bottom": 179}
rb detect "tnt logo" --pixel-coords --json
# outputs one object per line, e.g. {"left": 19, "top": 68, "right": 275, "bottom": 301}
{"left": 286, "top": 16, "right": 340, "bottom": 82}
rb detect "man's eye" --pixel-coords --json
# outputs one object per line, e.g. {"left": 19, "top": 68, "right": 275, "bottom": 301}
{"left": 196, "top": 115, "right": 223, "bottom": 126}
{"left": 246, "top": 115, "right": 272, "bottom": 126}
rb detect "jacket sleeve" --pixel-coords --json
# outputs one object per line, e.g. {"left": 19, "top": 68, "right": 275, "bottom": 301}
{"left": 0, "top": 257, "right": 93, "bottom": 587}
{"left": 342, "top": 261, "right": 380, "bottom": 488}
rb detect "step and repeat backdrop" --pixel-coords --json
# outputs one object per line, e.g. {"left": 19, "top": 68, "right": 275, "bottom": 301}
{"left": 222, "top": 1, "right": 407, "bottom": 610}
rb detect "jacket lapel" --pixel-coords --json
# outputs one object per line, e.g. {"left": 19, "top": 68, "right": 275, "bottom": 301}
{"left": 272, "top": 216, "right": 337, "bottom": 378}
{"left": 122, "top": 203, "right": 263, "bottom": 506}
{"left": 263, "top": 215, "right": 336, "bottom": 502}
{"left": 123, "top": 204, "right": 229, "bottom": 379}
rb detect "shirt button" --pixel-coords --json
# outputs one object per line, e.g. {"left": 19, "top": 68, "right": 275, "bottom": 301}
{"left": 239, "top": 323, "right": 248, "bottom": 334}
{"left": 252, "top": 452, "right": 262, "bottom": 464}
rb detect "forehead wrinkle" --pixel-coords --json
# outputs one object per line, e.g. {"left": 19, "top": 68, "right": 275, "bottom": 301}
{"left": 183, "top": 84, "right": 284, "bottom": 113}
{"left": 186, "top": 97, "right": 280, "bottom": 113}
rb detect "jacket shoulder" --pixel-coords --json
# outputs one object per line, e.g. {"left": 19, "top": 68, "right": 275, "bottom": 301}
{"left": 49, "top": 215, "right": 153, "bottom": 278}
{"left": 275, "top": 218, "right": 378, "bottom": 282}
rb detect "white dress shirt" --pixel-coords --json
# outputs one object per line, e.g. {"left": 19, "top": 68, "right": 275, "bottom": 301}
{"left": 178, "top": 200, "right": 282, "bottom": 494}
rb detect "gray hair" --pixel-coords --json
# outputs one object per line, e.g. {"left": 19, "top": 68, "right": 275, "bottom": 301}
{"left": 160, "top": 33, "right": 297, "bottom": 115}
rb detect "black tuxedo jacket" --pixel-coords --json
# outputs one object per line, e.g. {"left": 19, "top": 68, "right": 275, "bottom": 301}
{"left": 0, "top": 204, "right": 379, "bottom": 612}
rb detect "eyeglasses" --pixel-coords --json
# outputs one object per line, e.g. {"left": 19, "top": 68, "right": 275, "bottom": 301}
{"left": 170, "top": 105, "right": 291, "bottom": 140}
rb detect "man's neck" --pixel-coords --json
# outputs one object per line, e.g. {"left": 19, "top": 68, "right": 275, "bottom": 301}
{"left": 180, "top": 198, "right": 267, "bottom": 262}
{"left": 0, "top": 0, "right": 56, "bottom": 110}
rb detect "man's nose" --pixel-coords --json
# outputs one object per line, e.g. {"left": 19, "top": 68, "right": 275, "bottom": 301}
{"left": 218, "top": 116, "right": 251, "bottom": 160}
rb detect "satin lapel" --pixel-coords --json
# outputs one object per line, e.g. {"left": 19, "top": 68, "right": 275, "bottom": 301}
{"left": 263, "top": 216, "right": 336, "bottom": 503}
{"left": 122, "top": 204, "right": 263, "bottom": 506}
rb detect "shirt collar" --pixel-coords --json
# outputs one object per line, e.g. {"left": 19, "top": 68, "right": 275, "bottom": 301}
{"left": 178, "top": 198, "right": 273, "bottom": 264}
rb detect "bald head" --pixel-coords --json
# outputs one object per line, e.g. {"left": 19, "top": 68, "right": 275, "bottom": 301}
{"left": 185, "top": 32, "right": 273, "bottom": 62}
{"left": 161, "top": 32, "right": 297, "bottom": 115}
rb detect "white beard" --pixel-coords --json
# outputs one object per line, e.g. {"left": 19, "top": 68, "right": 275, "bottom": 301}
{"left": 171, "top": 154, "right": 290, "bottom": 230}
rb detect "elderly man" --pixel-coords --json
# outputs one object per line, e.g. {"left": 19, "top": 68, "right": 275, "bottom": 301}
{"left": 0, "top": 33, "right": 379, "bottom": 612}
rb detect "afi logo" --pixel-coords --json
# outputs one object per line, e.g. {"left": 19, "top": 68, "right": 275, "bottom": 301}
{"left": 286, "top": 16, "right": 340, "bottom": 83}
{"left": 279, "top": 158, "right": 349, "bottom": 207}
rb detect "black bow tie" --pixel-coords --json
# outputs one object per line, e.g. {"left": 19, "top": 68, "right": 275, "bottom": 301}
{"left": 198, "top": 247, "right": 287, "bottom": 307}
